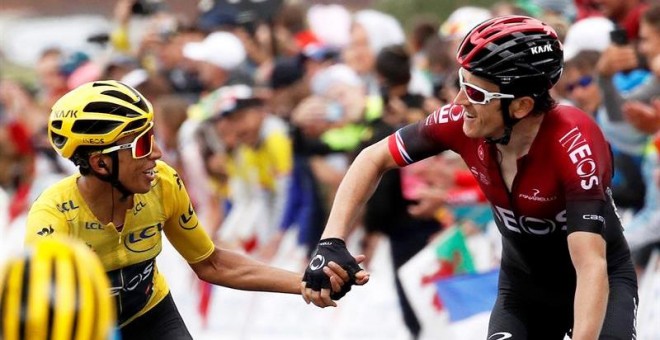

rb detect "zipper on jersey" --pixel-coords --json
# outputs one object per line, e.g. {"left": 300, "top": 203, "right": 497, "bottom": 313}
{"left": 493, "top": 150, "right": 525, "bottom": 214}
{"left": 118, "top": 268, "right": 124, "bottom": 316}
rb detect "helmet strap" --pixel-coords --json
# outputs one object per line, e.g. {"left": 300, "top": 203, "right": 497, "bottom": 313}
{"left": 93, "top": 152, "right": 133, "bottom": 200}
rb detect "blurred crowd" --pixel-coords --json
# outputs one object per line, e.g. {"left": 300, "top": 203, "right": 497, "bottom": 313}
{"left": 1, "top": 0, "right": 659, "bottom": 338}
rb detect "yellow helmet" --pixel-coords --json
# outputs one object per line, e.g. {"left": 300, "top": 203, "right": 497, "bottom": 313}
{"left": 48, "top": 80, "right": 154, "bottom": 159}
{"left": 0, "top": 237, "right": 115, "bottom": 340}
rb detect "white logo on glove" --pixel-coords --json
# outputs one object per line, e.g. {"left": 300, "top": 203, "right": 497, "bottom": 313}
{"left": 309, "top": 254, "right": 326, "bottom": 270}
{"left": 488, "top": 332, "right": 513, "bottom": 340}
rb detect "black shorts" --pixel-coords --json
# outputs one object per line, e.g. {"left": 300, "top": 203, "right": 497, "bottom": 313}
{"left": 488, "top": 267, "right": 638, "bottom": 339}
{"left": 120, "top": 293, "right": 193, "bottom": 340}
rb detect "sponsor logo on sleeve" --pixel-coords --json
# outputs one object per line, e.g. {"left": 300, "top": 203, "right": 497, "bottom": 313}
{"left": 178, "top": 203, "right": 199, "bottom": 230}
{"left": 559, "top": 127, "right": 599, "bottom": 190}
{"left": 173, "top": 173, "right": 183, "bottom": 191}
{"left": 37, "top": 225, "right": 54, "bottom": 236}
{"left": 582, "top": 214, "right": 605, "bottom": 223}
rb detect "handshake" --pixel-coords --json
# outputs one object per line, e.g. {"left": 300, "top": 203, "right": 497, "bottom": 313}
{"left": 301, "top": 238, "right": 370, "bottom": 308}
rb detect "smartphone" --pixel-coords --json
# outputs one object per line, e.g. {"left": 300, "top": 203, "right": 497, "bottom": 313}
{"left": 610, "top": 27, "right": 629, "bottom": 45}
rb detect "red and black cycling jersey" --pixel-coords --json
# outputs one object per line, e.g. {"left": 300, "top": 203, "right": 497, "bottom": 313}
{"left": 388, "top": 104, "right": 634, "bottom": 292}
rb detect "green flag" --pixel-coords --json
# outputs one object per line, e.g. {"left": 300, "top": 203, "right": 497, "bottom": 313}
{"left": 434, "top": 226, "right": 475, "bottom": 275}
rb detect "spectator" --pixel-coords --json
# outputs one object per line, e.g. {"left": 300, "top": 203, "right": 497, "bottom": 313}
{"left": 212, "top": 84, "right": 294, "bottom": 260}
{"left": 362, "top": 44, "right": 442, "bottom": 338}
{"left": 593, "top": 0, "right": 649, "bottom": 41}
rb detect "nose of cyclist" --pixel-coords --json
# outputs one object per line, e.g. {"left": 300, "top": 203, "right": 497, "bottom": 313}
{"left": 149, "top": 140, "right": 163, "bottom": 161}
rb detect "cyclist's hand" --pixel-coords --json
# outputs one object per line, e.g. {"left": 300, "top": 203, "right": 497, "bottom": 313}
{"left": 301, "top": 238, "right": 369, "bottom": 307}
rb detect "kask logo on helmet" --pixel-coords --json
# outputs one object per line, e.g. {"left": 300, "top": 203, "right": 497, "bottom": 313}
{"left": 531, "top": 44, "right": 552, "bottom": 54}
{"left": 52, "top": 109, "right": 78, "bottom": 118}
{"left": 530, "top": 44, "right": 553, "bottom": 55}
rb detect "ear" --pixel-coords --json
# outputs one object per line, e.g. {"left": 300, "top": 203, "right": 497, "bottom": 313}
{"left": 509, "top": 96, "right": 535, "bottom": 119}
{"left": 88, "top": 153, "right": 110, "bottom": 175}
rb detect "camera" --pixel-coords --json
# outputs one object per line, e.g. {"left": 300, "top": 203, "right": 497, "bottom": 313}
{"left": 131, "top": 0, "right": 163, "bottom": 16}
{"left": 87, "top": 33, "right": 110, "bottom": 45}
{"left": 609, "top": 27, "right": 629, "bottom": 45}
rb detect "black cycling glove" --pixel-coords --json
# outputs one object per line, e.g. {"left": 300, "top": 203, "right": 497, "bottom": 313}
{"left": 302, "top": 238, "right": 362, "bottom": 300}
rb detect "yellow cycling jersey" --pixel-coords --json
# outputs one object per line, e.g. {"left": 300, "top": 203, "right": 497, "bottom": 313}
{"left": 25, "top": 161, "right": 215, "bottom": 326}
{"left": 226, "top": 115, "right": 292, "bottom": 191}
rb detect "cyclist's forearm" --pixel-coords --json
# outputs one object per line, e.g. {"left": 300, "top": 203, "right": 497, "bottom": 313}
{"left": 191, "top": 247, "right": 300, "bottom": 294}
{"left": 322, "top": 140, "right": 395, "bottom": 239}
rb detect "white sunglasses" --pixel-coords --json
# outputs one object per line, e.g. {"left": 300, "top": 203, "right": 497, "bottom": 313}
{"left": 98, "top": 122, "right": 155, "bottom": 159}
{"left": 458, "top": 69, "right": 515, "bottom": 105}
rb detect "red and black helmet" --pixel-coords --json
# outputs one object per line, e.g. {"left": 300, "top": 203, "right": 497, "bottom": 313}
{"left": 456, "top": 15, "right": 563, "bottom": 92}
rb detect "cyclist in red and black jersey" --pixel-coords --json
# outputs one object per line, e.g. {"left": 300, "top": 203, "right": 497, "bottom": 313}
{"left": 302, "top": 16, "right": 638, "bottom": 339}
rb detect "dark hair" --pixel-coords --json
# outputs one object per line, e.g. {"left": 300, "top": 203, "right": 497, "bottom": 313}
{"left": 270, "top": 57, "right": 304, "bottom": 89}
{"left": 275, "top": 3, "right": 307, "bottom": 34}
{"left": 501, "top": 77, "right": 557, "bottom": 116}
{"left": 643, "top": 3, "right": 660, "bottom": 30}
{"left": 410, "top": 17, "right": 439, "bottom": 52}
{"left": 376, "top": 44, "right": 411, "bottom": 87}
{"left": 530, "top": 91, "right": 557, "bottom": 115}
{"left": 72, "top": 146, "right": 104, "bottom": 176}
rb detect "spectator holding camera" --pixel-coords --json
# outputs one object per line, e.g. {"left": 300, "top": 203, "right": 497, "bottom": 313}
{"left": 596, "top": 3, "right": 660, "bottom": 144}
{"left": 594, "top": 0, "right": 649, "bottom": 41}
{"left": 593, "top": 5, "right": 659, "bottom": 215}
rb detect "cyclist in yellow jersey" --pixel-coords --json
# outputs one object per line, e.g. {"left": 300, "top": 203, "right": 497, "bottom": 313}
{"left": 25, "top": 80, "right": 369, "bottom": 339}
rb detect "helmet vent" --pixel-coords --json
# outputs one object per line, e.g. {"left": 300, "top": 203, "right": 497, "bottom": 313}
{"left": 71, "top": 119, "right": 123, "bottom": 134}
{"left": 50, "top": 131, "right": 68, "bottom": 148}
{"left": 83, "top": 101, "right": 142, "bottom": 118}
{"left": 116, "top": 81, "right": 150, "bottom": 112}
{"left": 102, "top": 89, "right": 150, "bottom": 113}
{"left": 50, "top": 120, "right": 63, "bottom": 130}
{"left": 124, "top": 118, "right": 148, "bottom": 132}
{"left": 101, "top": 90, "right": 135, "bottom": 105}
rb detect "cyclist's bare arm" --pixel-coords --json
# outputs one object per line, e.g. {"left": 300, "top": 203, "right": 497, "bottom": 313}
{"left": 321, "top": 138, "right": 399, "bottom": 240}
{"left": 188, "top": 247, "right": 354, "bottom": 307}
{"left": 568, "top": 231, "right": 608, "bottom": 340}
